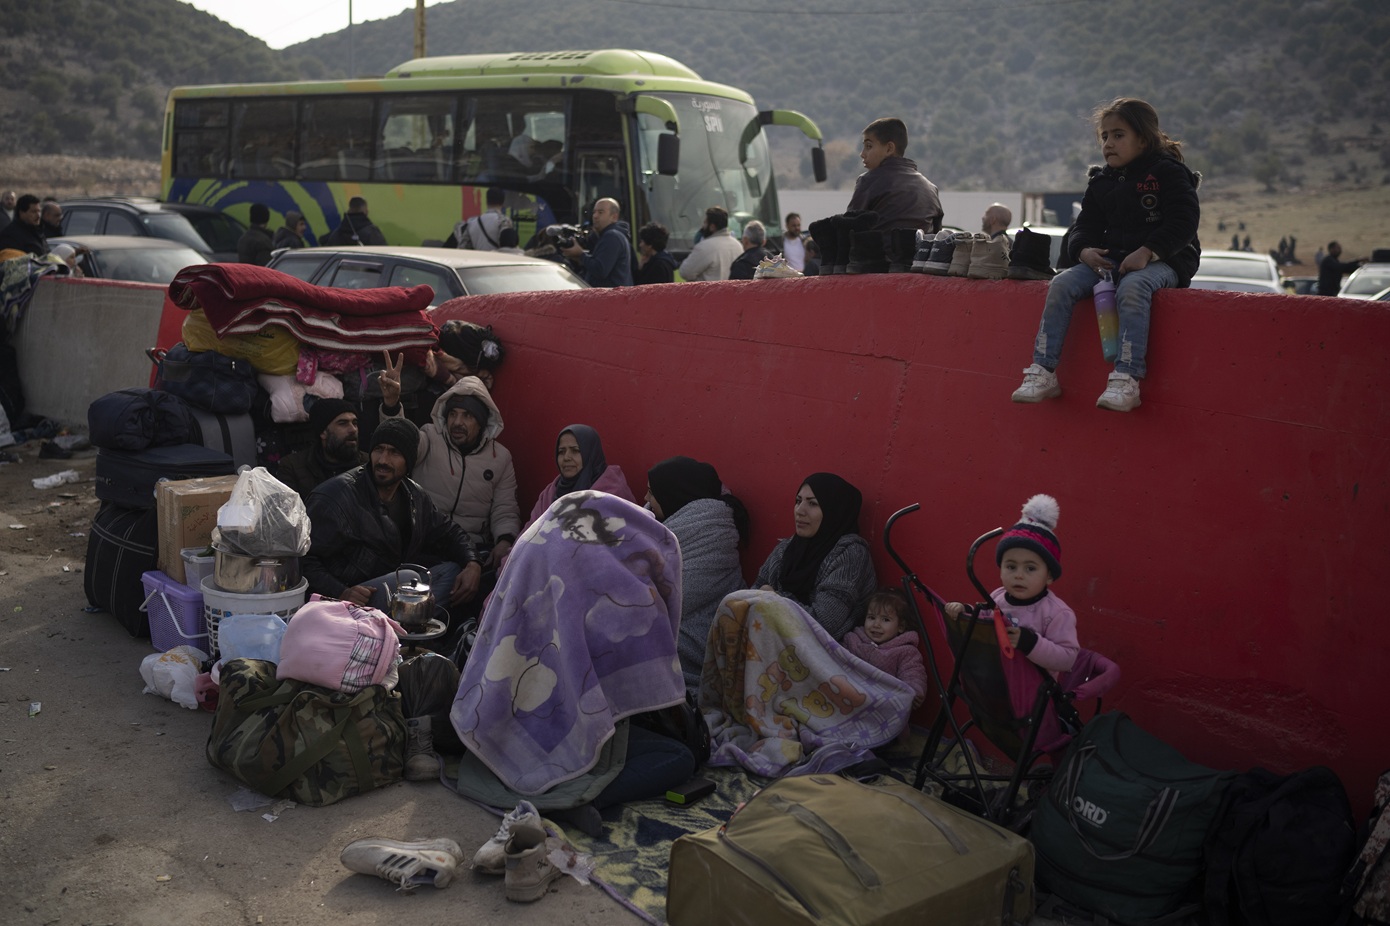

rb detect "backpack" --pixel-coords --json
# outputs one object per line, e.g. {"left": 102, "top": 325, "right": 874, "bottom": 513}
{"left": 207, "top": 658, "right": 406, "bottom": 806}
{"left": 1347, "top": 770, "right": 1390, "bottom": 926}
{"left": 87, "top": 387, "right": 195, "bottom": 451}
{"left": 1029, "top": 711, "right": 1236, "bottom": 925}
{"left": 153, "top": 343, "right": 259, "bottom": 415}
{"left": 1203, "top": 766, "right": 1357, "bottom": 926}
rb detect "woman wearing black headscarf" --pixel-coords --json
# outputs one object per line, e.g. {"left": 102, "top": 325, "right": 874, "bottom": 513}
{"left": 526, "top": 424, "right": 635, "bottom": 527}
{"left": 645, "top": 456, "right": 750, "bottom": 691}
{"left": 752, "top": 472, "right": 876, "bottom": 640}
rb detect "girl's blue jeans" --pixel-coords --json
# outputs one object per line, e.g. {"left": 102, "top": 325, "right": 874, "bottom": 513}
{"left": 1031, "top": 260, "right": 1179, "bottom": 379}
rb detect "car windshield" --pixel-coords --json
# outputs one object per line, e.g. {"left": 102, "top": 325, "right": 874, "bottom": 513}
{"left": 92, "top": 246, "right": 206, "bottom": 284}
{"left": 1344, "top": 267, "right": 1390, "bottom": 296}
{"left": 455, "top": 263, "right": 587, "bottom": 295}
{"left": 1196, "top": 255, "right": 1276, "bottom": 281}
{"left": 179, "top": 212, "right": 246, "bottom": 253}
{"left": 141, "top": 213, "right": 212, "bottom": 253}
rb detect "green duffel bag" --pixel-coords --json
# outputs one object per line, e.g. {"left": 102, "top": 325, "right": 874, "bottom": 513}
{"left": 668, "top": 773, "right": 1034, "bottom": 926}
{"left": 207, "top": 658, "right": 407, "bottom": 807}
{"left": 1030, "top": 711, "right": 1236, "bottom": 925}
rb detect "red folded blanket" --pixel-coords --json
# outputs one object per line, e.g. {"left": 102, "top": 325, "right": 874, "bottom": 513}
{"left": 168, "top": 263, "right": 438, "bottom": 365}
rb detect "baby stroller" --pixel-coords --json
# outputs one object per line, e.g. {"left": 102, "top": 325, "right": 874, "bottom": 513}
{"left": 883, "top": 503, "right": 1120, "bottom": 831}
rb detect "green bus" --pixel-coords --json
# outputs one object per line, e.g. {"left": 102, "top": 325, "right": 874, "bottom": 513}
{"left": 161, "top": 49, "right": 825, "bottom": 256}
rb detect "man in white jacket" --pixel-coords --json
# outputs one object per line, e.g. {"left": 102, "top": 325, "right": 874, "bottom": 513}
{"left": 678, "top": 205, "right": 743, "bottom": 281}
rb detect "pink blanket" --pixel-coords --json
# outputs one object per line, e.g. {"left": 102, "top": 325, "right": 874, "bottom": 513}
{"left": 168, "top": 264, "right": 438, "bottom": 364}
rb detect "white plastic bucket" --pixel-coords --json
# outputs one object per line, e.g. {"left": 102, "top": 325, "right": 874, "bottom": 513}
{"left": 201, "top": 577, "right": 307, "bottom": 659}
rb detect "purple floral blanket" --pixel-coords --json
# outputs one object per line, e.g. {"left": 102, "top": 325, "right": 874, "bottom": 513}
{"left": 451, "top": 491, "right": 685, "bottom": 794}
{"left": 699, "top": 590, "right": 914, "bottom": 777}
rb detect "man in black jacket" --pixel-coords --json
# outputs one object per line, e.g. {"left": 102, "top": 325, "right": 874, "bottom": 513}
{"left": 321, "top": 196, "right": 387, "bottom": 247}
{"left": 0, "top": 195, "right": 48, "bottom": 256}
{"left": 728, "top": 220, "right": 773, "bottom": 280}
{"left": 236, "top": 203, "right": 275, "bottom": 265}
{"left": 301, "top": 417, "right": 481, "bottom": 613}
{"left": 1317, "top": 241, "right": 1365, "bottom": 297}
{"left": 274, "top": 399, "right": 368, "bottom": 501}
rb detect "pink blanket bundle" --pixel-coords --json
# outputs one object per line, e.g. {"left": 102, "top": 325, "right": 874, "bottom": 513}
{"left": 276, "top": 597, "right": 405, "bottom": 694}
{"left": 168, "top": 264, "right": 438, "bottom": 366}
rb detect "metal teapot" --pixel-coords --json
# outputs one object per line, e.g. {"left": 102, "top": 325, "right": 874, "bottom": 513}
{"left": 390, "top": 565, "right": 435, "bottom": 632}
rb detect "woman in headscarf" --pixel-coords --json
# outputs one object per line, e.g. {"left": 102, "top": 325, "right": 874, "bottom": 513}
{"left": 526, "top": 424, "right": 634, "bottom": 527}
{"left": 645, "top": 456, "right": 749, "bottom": 692}
{"left": 752, "top": 472, "right": 876, "bottom": 640}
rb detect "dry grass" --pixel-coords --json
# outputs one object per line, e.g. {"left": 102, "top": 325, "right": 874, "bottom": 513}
{"left": 0, "top": 155, "right": 160, "bottom": 199}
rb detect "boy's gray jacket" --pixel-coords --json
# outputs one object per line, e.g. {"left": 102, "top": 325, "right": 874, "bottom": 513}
{"left": 388, "top": 376, "right": 520, "bottom": 549}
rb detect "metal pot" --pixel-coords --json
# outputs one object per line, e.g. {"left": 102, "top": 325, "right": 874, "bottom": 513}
{"left": 213, "top": 546, "right": 301, "bottom": 595}
{"left": 390, "top": 565, "right": 435, "bottom": 632}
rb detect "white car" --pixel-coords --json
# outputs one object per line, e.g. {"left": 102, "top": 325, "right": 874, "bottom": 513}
{"left": 48, "top": 235, "right": 207, "bottom": 285}
{"left": 1338, "top": 263, "right": 1390, "bottom": 300}
{"left": 1188, "top": 250, "right": 1283, "bottom": 294}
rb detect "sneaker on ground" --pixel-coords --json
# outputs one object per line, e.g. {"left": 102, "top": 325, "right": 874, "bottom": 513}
{"left": 1011, "top": 364, "right": 1062, "bottom": 403}
{"left": 340, "top": 837, "right": 465, "bottom": 890}
{"left": 472, "top": 800, "right": 541, "bottom": 874}
{"left": 1096, "top": 372, "right": 1141, "bottom": 412}
{"left": 504, "top": 817, "right": 563, "bottom": 902}
{"left": 753, "top": 256, "right": 803, "bottom": 279}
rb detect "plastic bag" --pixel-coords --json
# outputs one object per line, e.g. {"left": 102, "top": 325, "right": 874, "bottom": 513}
{"left": 217, "top": 613, "right": 289, "bottom": 663}
{"left": 213, "top": 466, "right": 312, "bottom": 555}
{"left": 141, "top": 645, "right": 208, "bottom": 710}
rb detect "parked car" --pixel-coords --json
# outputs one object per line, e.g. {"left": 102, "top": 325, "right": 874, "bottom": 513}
{"left": 1188, "top": 250, "right": 1283, "bottom": 294}
{"left": 265, "top": 246, "right": 589, "bottom": 307}
{"left": 49, "top": 235, "right": 206, "bottom": 284}
{"left": 58, "top": 197, "right": 246, "bottom": 262}
{"left": 1281, "top": 275, "right": 1319, "bottom": 295}
{"left": 1338, "top": 263, "right": 1390, "bottom": 300}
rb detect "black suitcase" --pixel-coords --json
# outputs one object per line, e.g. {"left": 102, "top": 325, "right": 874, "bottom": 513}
{"left": 95, "top": 443, "right": 236, "bottom": 508}
{"left": 189, "top": 407, "right": 256, "bottom": 469}
{"left": 84, "top": 502, "right": 159, "bottom": 637}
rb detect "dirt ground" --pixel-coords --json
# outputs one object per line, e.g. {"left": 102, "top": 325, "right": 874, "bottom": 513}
{"left": 0, "top": 445, "right": 626, "bottom": 926}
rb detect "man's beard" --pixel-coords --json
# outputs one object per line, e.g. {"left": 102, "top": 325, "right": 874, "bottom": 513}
{"left": 324, "top": 434, "right": 358, "bottom": 462}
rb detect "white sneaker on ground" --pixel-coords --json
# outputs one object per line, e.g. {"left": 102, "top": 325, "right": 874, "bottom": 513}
{"left": 1011, "top": 364, "right": 1062, "bottom": 403}
{"left": 754, "top": 256, "right": 803, "bottom": 279}
{"left": 340, "top": 837, "right": 465, "bottom": 890}
{"left": 472, "top": 800, "right": 540, "bottom": 874}
{"left": 1096, "top": 372, "right": 1141, "bottom": 411}
{"left": 504, "top": 817, "right": 563, "bottom": 902}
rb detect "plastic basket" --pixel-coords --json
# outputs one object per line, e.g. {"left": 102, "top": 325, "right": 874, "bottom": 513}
{"left": 200, "top": 577, "right": 308, "bottom": 659}
{"left": 180, "top": 547, "right": 216, "bottom": 592}
{"left": 140, "top": 570, "right": 207, "bottom": 653}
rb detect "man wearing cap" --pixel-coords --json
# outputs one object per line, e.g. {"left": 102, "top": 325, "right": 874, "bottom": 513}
{"left": 275, "top": 399, "right": 368, "bottom": 501}
{"left": 379, "top": 355, "right": 519, "bottom": 569}
{"left": 301, "top": 417, "right": 482, "bottom": 613}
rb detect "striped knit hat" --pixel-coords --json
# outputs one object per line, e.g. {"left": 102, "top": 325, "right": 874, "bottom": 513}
{"left": 996, "top": 494, "right": 1062, "bottom": 579}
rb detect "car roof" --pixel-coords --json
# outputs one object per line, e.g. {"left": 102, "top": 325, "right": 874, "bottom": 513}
{"left": 1198, "top": 249, "right": 1276, "bottom": 261}
{"left": 59, "top": 196, "right": 173, "bottom": 214}
{"left": 284, "top": 246, "right": 566, "bottom": 269}
{"left": 49, "top": 235, "right": 204, "bottom": 251}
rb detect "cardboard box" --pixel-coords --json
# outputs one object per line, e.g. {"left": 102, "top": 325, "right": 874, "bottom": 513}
{"left": 156, "top": 475, "right": 239, "bottom": 583}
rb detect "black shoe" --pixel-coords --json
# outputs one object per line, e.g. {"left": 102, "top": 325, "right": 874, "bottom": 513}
{"left": 846, "top": 230, "right": 889, "bottom": 274}
{"left": 38, "top": 441, "right": 72, "bottom": 460}
{"left": 806, "top": 218, "right": 839, "bottom": 277}
{"left": 1007, "top": 227, "right": 1057, "bottom": 280}
{"left": 886, "top": 228, "right": 920, "bottom": 273}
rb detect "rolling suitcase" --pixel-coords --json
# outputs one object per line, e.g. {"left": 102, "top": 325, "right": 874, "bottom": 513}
{"left": 95, "top": 443, "right": 236, "bottom": 508}
{"left": 189, "top": 406, "right": 257, "bottom": 469}
{"left": 84, "top": 502, "right": 159, "bottom": 637}
{"left": 667, "top": 773, "right": 1034, "bottom": 926}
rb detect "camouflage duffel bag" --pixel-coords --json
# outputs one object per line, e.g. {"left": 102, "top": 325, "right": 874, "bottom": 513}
{"left": 207, "top": 657, "right": 407, "bottom": 807}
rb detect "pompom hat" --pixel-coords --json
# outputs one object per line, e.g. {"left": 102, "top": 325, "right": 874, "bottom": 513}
{"left": 995, "top": 494, "right": 1062, "bottom": 579}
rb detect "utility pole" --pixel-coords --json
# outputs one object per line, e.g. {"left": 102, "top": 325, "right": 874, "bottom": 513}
{"left": 415, "top": 0, "right": 426, "bottom": 58}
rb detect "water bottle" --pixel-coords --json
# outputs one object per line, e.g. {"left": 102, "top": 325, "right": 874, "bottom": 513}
{"left": 1093, "top": 272, "right": 1119, "bottom": 362}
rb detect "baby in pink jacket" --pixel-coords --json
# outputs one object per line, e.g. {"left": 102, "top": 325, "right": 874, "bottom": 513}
{"left": 842, "top": 588, "right": 928, "bottom": 708}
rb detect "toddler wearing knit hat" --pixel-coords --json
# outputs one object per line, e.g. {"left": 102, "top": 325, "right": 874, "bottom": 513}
{"left": 945, "top": 494, "right": 1080, "bottom": 674}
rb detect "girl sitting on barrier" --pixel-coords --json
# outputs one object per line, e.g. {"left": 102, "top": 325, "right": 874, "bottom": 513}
{"left": 753, "top": 472, "right": 876, "bottom": 641}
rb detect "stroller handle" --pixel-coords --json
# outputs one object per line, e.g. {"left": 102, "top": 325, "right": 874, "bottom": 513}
{"left": 883, "top": 503, "right": 921, "bottom": 577}
{"left": 967, "top": 527, "right": 1005, "bottom": 602}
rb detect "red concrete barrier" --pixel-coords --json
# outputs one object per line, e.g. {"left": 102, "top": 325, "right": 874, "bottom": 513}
{"left": 436, "top": 275, "right": 1389, "bottom": 803}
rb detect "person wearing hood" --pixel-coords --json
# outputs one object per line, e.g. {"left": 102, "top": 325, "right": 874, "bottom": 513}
{"left": 635, "top": 222, "right": 677, "bottom": 285}
{"left": 526, "top": 424, "right": 635, "bottom": 528}
{"left": 378, "top": 352, "right": 519, "bottom": 569}
{"left": 560, "top": 197, "right": 634, "bottom": 287}
{"left": 272, "top": 211, "right": 308, "bottom": 250}
{"left": 321, "top": 196, "right": 387, "bottom": 247}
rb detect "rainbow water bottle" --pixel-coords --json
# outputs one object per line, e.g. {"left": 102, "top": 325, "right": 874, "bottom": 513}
{"left": 1094, "top": 271, "right": 1119, "bottom": 362}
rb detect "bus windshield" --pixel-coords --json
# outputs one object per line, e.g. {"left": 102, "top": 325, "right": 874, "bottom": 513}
{"left": 637, "top": 93, "right": 777, "bottom": 253}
